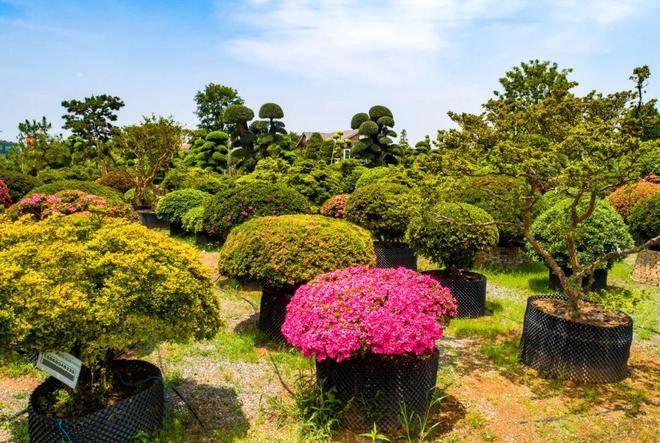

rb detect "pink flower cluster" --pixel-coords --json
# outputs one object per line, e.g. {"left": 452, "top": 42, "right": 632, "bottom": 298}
{"left": 320, "top": 194, "right": 347, "bottom": 219}
{"left": 0, "top": 179, "right": 11, "bottom": 209}
{"left": 282, "top": 266, "right": 457, "bottom": 362}
{"left": 15, "top": 191, "right": 107, "bottom": 220}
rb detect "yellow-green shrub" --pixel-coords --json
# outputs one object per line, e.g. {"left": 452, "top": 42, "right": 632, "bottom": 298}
{"left": 0, "top": 214, "right": 221, "bottom": 368}
{"left": 218, "top": 214, "right": 375, "bottom": 288}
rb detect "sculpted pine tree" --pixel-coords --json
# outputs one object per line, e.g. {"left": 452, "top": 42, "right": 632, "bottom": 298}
{"left": 350, "top": 105, "right": 401, "bottom": 166}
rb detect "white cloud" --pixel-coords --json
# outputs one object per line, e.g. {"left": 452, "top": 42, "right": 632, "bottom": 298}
{"left": 553, "top": 0, "right": 650, "bottom": 26}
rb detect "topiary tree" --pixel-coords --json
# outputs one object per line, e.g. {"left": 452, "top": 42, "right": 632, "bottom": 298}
{"left": 0, "top": 214, "right": 221, "bottom": 395}
{"left": 202, "top": 181, "right": 310, "bottom": 241}
{"left": 156, "top": 189, "right": 212, "bottom": 224}
{"left": 181, "top": 206, "right": 206, "bottom": 233}
{"left": 0, "top": 169, "right": 43, "bottom": 202}
{"left": 350, "top": 105, "right": 401, "bottom": 166}
{"left": 218, "top": 214, "right": 375, "bottom": 288}
{"left": 162, "top": 166, "right": 233, "bottom": 195}
{"left": 406, "top": 202, "right": 499, "bottom": 272}
{"left": 530, "top": 199, "right": 633, "bottom": 271}
{"left": 345, "top": 183, "right": 420, "bottom": 246}
{"left": 605, "top": 179, "right": 659, "bottom": 220}
{"left": 434, "top": 61, "right": 659, "bottom": 311}
{"left": 28, "top": 180, "right": 122, "bottom": 203}
{"left": 280, "top": 160, "right": 343, "bottom": 206}
{"left": 224, "top": 104, "right": 257, "bottom": 172}
{"left": 180, "top": 129, "right": 231, "bottom": 173}
{"left": 626, "top": 193, "right": 659, "bottom": 246}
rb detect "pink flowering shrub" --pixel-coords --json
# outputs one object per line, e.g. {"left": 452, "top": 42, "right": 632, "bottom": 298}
{"left": 282, "top": 266, "right": 457, "bottom": 362}
{"left": 0, "top": 179, "right": 11, "bottom": 209}
{"left": 9, "top": 190, "right": 134, "bottom": 221}
{"left": 320, "top": 194, "right": 348, "bottom": 218}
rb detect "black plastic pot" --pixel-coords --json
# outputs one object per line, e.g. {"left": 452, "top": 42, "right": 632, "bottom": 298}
{"left": 519, "top": 295, "right": 633, "bottom": 383}
{"left": 169, "top": 221, "right": 185, "bottom": 237}
{"left": 195, "top": 231, "right": 215, "bottom": 247}
{"left": 316, "top": 349, "right": 439, "bottom": 433}
{"left": 136, "top": 210, "right": 168, "bottom": 229}
{"left": 28, "top": 360, "right": 165, "bottom": 442}
{"left": 548, "top": 267, "right": 608, "bottom": 291}
{"left": 259, "top": 284, "right": 299, "bottom": 343}
{"left": 374, "top": 245, "right": 417, "bottom": 270}
{"left": 424, "top": 270, "right": 487, "bottom": 318}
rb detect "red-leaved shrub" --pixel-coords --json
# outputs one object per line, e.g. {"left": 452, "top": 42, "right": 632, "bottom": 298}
{"left": 320, "top": 194, "right": 348, "bottom": 218}
{"left": 606, "top": 180, "right": 659, "bottom": 220}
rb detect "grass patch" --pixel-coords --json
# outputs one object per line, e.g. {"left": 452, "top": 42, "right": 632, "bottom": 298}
{"left": 447, "top": 298, "right": 525, "bottom": 340}
{"left": 476, "top": 262, "right": 549, "bottom": 295}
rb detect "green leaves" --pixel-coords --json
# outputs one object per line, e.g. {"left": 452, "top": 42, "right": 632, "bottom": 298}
{"left": 350, "top": 105, "right": 399, "bottom": 166}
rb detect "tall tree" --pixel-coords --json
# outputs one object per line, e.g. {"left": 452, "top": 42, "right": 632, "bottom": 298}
{"left": 16, "top": 117, "right": 70, "bottom": 174}
{"left": 61, "top": 94, "right": 124, "bottom": 173}
{"left": 194, "top": 83, "right": 243, "bottom": 132}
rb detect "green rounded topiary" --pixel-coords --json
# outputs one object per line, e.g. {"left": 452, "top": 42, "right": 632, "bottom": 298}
{"left": 627, "top": 193, "right": 659, "bottom": 244}
{"left": 259, "top": 103, "right": 284, "bottom": 119}
{"left": 182, "top": 206, "right": 206, "bottom": 233}
{"left": 354, "top": 166, "right": 414, "bottom": 189}
{"left": 28, "top": 180, "right": 122, "bottom": 203}
{"left": 529, "top": 198, "right": 633, "bottom": 270}
{"left": 358, "top": 121, "right": 379, "bottom": 136}
{"left": 156, "top": 189, "right": 212, "bottom": 224}
{"left": 202, "top": 181, "right": 310, "bottom": 240}
{"left": 218, "top": 214, "right": 375, "bottom": 288}
{"left": 350, "top": 113, "right": 370, "bottom": 130}
{"left": 0, "top": 214, "right": 222, "bottom": 368}
{"left": 368, "top": 105, "right": 393, "bottom": 120}
{"left": 344, "top": 183, "right": 420, "bottom": 245}
{"left": 223, "top": 104, "right": 254, "bottom": 123}
{"left": 0, "top": 169, "right": 43, "bottom": 202}
{"left": 206, "top": 130, "right": 230, "bottom": 144}
{"left": 406, "top": 202, "right": 499, "bottom": 271}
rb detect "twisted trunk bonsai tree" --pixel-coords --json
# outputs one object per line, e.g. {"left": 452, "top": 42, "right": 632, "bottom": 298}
{"left": 434, "top": 60, "right": 659, "bottom": 315}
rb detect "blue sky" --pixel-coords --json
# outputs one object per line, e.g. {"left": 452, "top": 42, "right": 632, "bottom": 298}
{"left": 1, "top": 0, "right": 659, "bottom": 143}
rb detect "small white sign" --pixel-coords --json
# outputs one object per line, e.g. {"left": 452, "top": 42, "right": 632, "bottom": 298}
{"left": 36, "top": 352, "right": 82, "bottom": 389}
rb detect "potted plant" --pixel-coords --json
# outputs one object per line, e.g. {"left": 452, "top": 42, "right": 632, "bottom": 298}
{"left": 407, "top": 202, "right": 499, "bottom": 317}
{"left": 155, "top": 188, "right": 211, "bottom": 236}
{"left": 202, "top": 180, "right": 310, "bottom": 242}
{"left": 433, "top": 60, "right": 659, "bottom": 382}
{"left": 345, "top": 182, "right": 420, "bottom": 269}
{"left": 530, "top": 198, "right": 633, "bottom": 291}
{"left": 218, "top": 214, "right": 375, "bottom": 341}
{"left": 0, "top": 214, "right": 222, "bottom": 441}
{"left": 114, "top": 116, "right": 182, "bottom": 227}
{"left": 282, "top": 266, "right": 457, "bottom": 433}
{"left": 181, "top": 205, "right": 215, "bottom": 246}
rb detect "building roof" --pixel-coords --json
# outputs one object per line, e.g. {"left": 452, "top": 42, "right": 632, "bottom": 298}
{"left": 297, "top": 129, "right": 359, "bottom": 147}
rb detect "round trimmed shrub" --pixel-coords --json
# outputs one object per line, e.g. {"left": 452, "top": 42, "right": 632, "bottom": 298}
{"left": 0, "top": 169, "right": 42, "bottom": 203}
{"left": 406, "top": 202, "right": 499, "bottom": 271}
{"left": 0, "top": 214, "right": 222, "bottom": 368}
{"left": 163, "top": 167, "right": 233, "bottom": 194}
{"left": 156, "top": 189, "right": 211, "bottom": 224}
{"left": 223, "top": 104, "right": 254, "bottom": 123}
{"left": 8, "top": 190, "right": 135, "bottom": 221}
{"left": 320, "top": 194, "right": 348, "bottom": 218}
{"left": 628, "top": 193, "right": 659, "bottom": 243}
{"left": 182, "top": 206, "right": 205, "bottom": 233}
{"left": 259, "top": 103, "right": 284, "bottom": 119}
{"left": 345, "top": 183, "right": 420, "bottom": 245}
{"left": 202, "top": 181, "right": 310, "bottom": 240}
{"left": 0, "top": 179, "right": 11, "bottom": 209}
{"left": 282, "top": 267, "right": 456, "bottom": 361}
{"left": 354, "top": 166, "right": 414, "bottom": 189}
{"left": 28, "top": 180, "right": 121, "bottom": 203}
{"left": 218, "top": 214, "right": 375, "bottom": 288}
{"left": 530, "top": 198, "right": 633, "bottom": 270}
{"left": 97, "top": 170, "right": 134, "bottom": 193}
{"left": 605, "top": 180, "right": 659, "bottom": 220}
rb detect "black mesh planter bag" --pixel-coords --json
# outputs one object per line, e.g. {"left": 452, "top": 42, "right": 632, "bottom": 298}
{"left": 259, "top": 284, "right": 299, "bottom": 343}
{"left": 28, "top": 360, "right": 165, "bottom": 442}
{"left": 136, "top": 210, "right": 168, "bottom": 229}
{"left": 169, "top": 221, "right": 185, "bottom": 237}
{"left": 423, "top": 270, "right": 486, "bottom": 318}
{"left": 374, "top": 245, "right": 417, "bottom": 270}
{"left": 548, "top": 268, "right": 608, "bottom": 291}
{"left": 519, "top": 295, "right": 633, "bottom": 383}
{"left": 316, "top": 350, "right": 439, "bottom": 434}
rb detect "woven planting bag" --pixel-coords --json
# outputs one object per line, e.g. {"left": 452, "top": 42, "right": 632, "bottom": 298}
{"left": 316, "top": 349, "right": 439, "bottom": 433}
{"left": 28, "top": 360, "right": 165, "bottom": 443}
{"left": 519, "top": 295, "right": 633, "bottom": 383}
{"left": 374, "top": 245, "right": 417, "bottom": 270}
{"left": 424, "top": 270, "right": 487, "bottom": 318}
{"left": 259, "top": 284, "right": 299, "bottom": 343}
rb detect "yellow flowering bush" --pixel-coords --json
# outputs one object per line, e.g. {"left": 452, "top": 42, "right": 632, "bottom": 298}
{"left": 0, "top": 214, "right": 221, "bottom": 368}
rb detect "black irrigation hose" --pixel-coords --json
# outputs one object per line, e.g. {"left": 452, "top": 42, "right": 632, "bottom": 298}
{"left": 170, "top": 385, "right": 206, "bottom": 429}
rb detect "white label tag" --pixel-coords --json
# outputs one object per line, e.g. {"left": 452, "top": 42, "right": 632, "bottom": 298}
{"left": 36, "top": 352, "right": 82, "bottom": 389}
